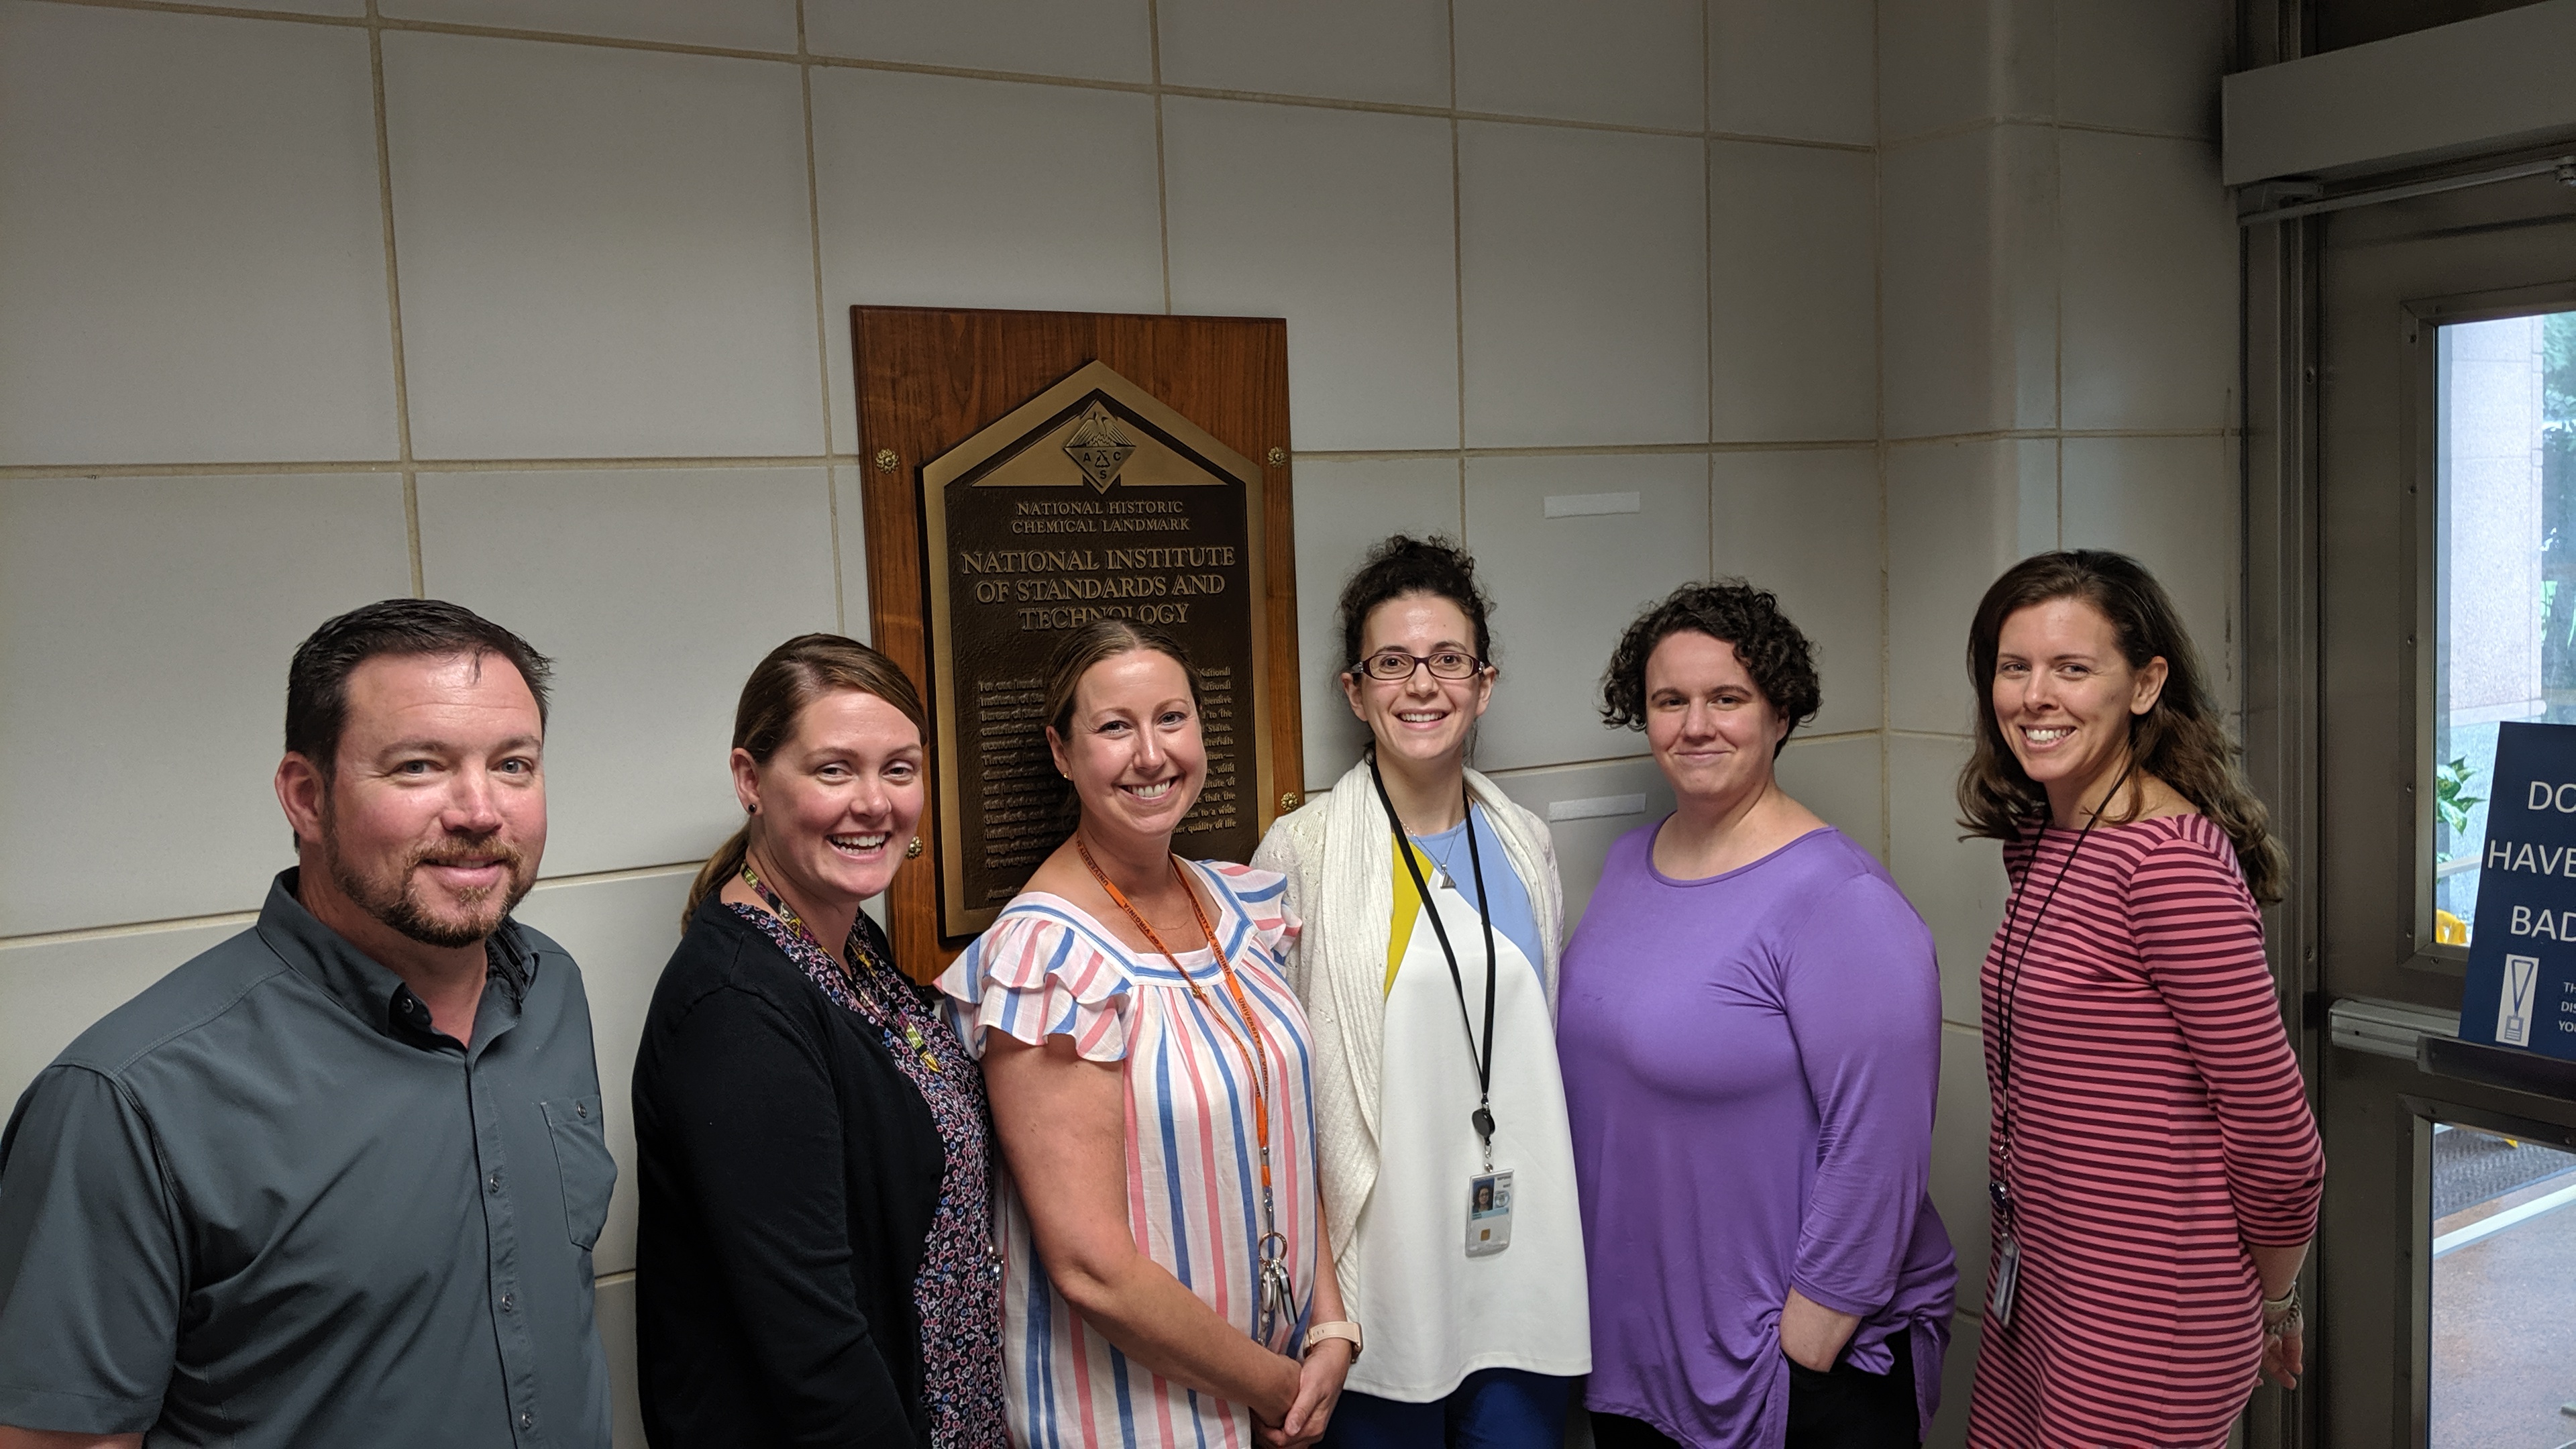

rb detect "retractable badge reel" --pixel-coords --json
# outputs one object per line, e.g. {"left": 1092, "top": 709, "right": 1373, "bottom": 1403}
{"left": 1371, "top": 760, "right": 1515, "bottom": 1260}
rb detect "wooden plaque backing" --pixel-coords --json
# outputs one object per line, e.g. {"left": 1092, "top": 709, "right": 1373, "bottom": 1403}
{"left": 853, "top": 306, "right": 1303, "bottom": 977}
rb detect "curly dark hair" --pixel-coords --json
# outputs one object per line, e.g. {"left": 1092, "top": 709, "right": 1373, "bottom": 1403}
{"left": 1334, "top": 535, "right": 1495, "bottom": 674}
{"left": 1599, "top": 580, "right": 1820, "bottom": 756}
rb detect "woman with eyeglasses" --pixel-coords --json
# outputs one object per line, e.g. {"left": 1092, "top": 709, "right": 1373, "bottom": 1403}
{"left": 938, "top": 619, "right": 1354, "bottom": 1448}
{"left": 1251, "top": 536, "right": 1589, "bottom": 1448}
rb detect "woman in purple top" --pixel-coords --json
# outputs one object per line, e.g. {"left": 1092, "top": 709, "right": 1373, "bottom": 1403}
{"left": 1560, "top": 582, "right": 1954, "bottom": 1448}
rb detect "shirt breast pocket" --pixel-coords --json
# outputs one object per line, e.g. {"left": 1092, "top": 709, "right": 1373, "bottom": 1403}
{"left": 541, "top": 1095, "right": 616, "bottom": 1252}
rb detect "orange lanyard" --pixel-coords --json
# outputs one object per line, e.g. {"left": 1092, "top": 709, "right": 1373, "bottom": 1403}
{"left": 1077, "top": 840, "right": 1295, "bottom": 1341}
{"left": 1076, "top": 840, "right": 1275, "bottom": 1192}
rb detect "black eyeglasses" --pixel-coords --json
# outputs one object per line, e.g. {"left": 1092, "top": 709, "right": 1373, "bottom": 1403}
{"left": 1354, "top": 648, "right": 1487, "bottom": 682}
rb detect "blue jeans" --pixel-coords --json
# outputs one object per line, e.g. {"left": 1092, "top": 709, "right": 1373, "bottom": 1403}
{"left": 1324, "top": 1368, "right": 1575, "bottom": 1449}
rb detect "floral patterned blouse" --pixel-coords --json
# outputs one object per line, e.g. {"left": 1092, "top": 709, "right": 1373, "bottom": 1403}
{"left": 731, "top": 903, "right": 1007, "bottom": 1448}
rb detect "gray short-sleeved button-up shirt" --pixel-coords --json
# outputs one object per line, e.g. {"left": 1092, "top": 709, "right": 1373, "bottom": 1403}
{"left": 0, "top": 870, "right": 614, "bottom": 1449}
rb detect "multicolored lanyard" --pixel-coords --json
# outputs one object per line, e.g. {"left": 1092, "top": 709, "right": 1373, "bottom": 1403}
{"left": 1075, "top": 838, "right": 1293, "bottom": 1340}
{"left": 740, "top": 860, "right": 941, "bottom": 1073}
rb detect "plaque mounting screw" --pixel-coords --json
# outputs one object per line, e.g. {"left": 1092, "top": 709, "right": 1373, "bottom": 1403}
{"left": 1265, "top": 447, "right": 1287, "bottom": 468}
{"left": 1279, "top": 792, "right": 1301, "bottom": 814}
{"left": 873, "top": 449, "right": 900, "bottom": 472}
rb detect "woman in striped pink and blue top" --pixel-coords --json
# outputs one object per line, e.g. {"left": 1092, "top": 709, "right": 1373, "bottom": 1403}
{"left": 941, "top": 619, "right": 1356, "bottom": 1448}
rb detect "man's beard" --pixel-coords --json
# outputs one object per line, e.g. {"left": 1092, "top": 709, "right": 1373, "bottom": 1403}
{"left": 321, "top": 801, "right": 535, "bottom": 950}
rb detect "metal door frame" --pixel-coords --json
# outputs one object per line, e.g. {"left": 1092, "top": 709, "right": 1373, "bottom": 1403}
{"left": 2247, "top": 160, "right": 2576, "bottom": 1447}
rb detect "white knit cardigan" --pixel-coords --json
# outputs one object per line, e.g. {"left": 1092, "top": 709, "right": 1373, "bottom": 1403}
{"left": 1248, "top": 755, "right": 1566, "bottom": 1264}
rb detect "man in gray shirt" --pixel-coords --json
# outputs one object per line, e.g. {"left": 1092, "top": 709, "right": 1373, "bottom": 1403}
{"left": 0, "top": 599, "right": 614, "bottom": 1449}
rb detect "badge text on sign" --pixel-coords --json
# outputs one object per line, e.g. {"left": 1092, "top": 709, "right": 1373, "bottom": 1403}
{"left": 2463, "top": 722, "right": 2576, "bottom": 1059}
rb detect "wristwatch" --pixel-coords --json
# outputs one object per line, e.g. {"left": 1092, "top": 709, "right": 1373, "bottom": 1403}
{"left": 1303, "top": 1320, "right": 1363, "bottom": 1362}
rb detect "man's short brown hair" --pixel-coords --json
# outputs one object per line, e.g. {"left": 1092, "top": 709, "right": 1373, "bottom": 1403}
{"left": 285, "top": 599, "right": 553, "bottom": 778}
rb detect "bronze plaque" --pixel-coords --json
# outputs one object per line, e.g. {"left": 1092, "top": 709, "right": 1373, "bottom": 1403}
{"left": 922, "top": 360, "right": 1275, "bottom": 936}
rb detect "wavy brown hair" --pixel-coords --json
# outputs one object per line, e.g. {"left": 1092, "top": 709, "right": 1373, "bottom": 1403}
{"left": 684, "top": 634, "right": 928, "bottom": 928}
{"left": 1956, "top": 550, "right": 2286, "bottom": 904}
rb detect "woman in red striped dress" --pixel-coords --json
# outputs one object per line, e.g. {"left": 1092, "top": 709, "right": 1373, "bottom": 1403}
{"left": 1955, "top": 551, "right": 2322, "bottom": 1448}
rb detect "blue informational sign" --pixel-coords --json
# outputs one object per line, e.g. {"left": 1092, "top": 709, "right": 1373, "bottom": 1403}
{"left": 2462, "top": 721, "right": 2576, "bottom": 1058}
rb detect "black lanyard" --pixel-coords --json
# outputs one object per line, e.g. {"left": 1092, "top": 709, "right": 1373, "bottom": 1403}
{"left": 1988, "top": 760, "right": 2132, "bottom": 1224}
{"left": 1369, "top": 757, "right": 1500, "bottom": 1167}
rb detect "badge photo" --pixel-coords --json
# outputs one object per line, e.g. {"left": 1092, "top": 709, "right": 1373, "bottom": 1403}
{"left": 1465, "top": 1170, "right": 1514, "bottom": 1257}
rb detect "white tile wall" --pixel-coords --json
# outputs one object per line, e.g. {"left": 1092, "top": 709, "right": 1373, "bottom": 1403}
{"left": 1459, "top": 123, "right": 1710, "bottom": 447}
{"left": 381, "top": 0, "right": 798, "bottom": 52}
{"left": 1876, "top": 0, "right": 2055, "bottom": 143}
{"left": 1454, "top": 0, "right": 1704, "bottom": 130}
{"left": 1711, "top": 448, "right": 1883, "bottom": 736}
{"left": 2055, "top": 0, "right": 2226, "bottom": 138}
{"left": 511, "top": 868, "right": 695, "bottom": 1279}
{"left": 1464, "top": 453, "right": 1712, "bottom": 771}
{"left": 415, "top": 468, "right": 840, "bottom": 879}
{"left": 596, "top": 1273, "right": 645, "bottom": 1449}
{"left": 1286, "top": 458, "right": 1467, "bottom": 786}
{"left": 0, "top": 4, "right": 397, "bottom": 466}
{"left": 2059, "top": 131, "right": 2236, "bottom": 433}
{"left": 384, "top": 34, "right": 824, "bottom": 460}
{"left": 1157, "top": 0, "right": 1451, "bottom": 107}
{"left": 1710, "top": 142, "right": 1876, "bottom": 442}
{"left": 1931, "top": 1277, "right": 1982, "bottom": 1436}
{"left": 1485, "top": 757, "right": 1676, "bottom": 929}
{"left": 0, "top": 475, "right": 411, "bottom": 937}
{"left": 831, "top": 466, "right": 873, "bottom": 643}
{"left": 811, "top": 68, "right": 1166, "bottom": 451}
{"left": 803, "top": 0, "right": 1152, "bottom": 83}
{"left": 1880, "top": 124, "right": 2059, "bottom": 441}
{"left": 1709, "top": 0, "right": 1875, "bottom": 146}
{"left": 1885, "top": 439, "right": 2059, "bottom": 735}
{"left": 0, "top": 922, "right": 237, "bottom": 1112}
{"left": 1776, "top": 733, "right": 1885, "bottom": 857}
{"left": 1886, "top": 732, "right": 2005, "bottom": 1026}
{"left": 0, "top": 5, "right": 2258, "bottom": 1434}
{"left": 1165, "top": 99, "right": 1460, "bottom": 452}
{"left": 1929, "top": 1020, "right": 1994, "bottom": 1322}
{"left": 2061, "top": 434, "right": 2241, "bottom": 706}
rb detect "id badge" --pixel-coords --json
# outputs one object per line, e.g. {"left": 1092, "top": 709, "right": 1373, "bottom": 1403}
{"left": 1465, "top": 1171, "right": 1513, "bottom": 1256}
{"left": 1988, "top": 1232, "right": 2021, "bottom": 1330}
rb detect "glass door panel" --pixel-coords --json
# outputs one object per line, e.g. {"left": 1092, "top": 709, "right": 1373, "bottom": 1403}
{"left": 2436, "top": 311, "right": 2576, "bottom": 945}
{"left": 2429, "top": 1119, "right": 2576, "bottom": 1448}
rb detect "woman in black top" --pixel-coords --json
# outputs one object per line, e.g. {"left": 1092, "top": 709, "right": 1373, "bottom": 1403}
{"left": 633, "top": 635, "right": 1003, "bottom": 1447}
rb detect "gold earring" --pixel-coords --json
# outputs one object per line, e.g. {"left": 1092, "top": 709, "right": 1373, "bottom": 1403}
{"left": 905, "top": 837, "right": 922, "bottom": 858}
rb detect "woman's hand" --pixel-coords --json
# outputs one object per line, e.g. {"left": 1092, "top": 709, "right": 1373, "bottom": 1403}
{"left": 2260, "top": 1316, "right": 2304, "bottom": 1389}
{"left": 1256, "top": 1341, "right": 1351, "bottom": 1448}
{"left": 1778, "top": 1287, "right": 1862, "bottom": 1373}
{"left": 2246, "top": 1239, "right": 2308, "bottom": 1390}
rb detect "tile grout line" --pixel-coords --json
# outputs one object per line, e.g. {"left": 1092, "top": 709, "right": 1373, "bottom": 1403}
{"left": 1148, "top": 0, "right": 1171, "bottom": 316}
{"left": 1872, "top": 0, "right": 1890, "bottom": 863}
{"left": 1700, "top": 0, "right": 1717, "bottom": 516}
{"left": 796, "top": 0, "right": 835, "bottom": 462}
{"left": 0, "top": 431, "right": 2233, "bottom": 481}
{"left": 0, "top": 861, "right": 709, "bottom": 950}
{"left": 1701, "top": 0, "right": 1715, "bottom": 466}
{"left": 1447, "top": 0, "right": 1466, "bottom": 467}
{"left": 3, "top": 438, "right": 1957, "bottom": 480}
{"left": 25, "top": 0, "right": 1888, "bottom": 154}
{"left": 794, "top": 1, "right": 845, "bottom": 635}
{"left": 362, "top": 0, "right": 422, "bottom": 596}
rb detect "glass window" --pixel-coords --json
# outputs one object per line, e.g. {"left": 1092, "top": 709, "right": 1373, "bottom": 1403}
{"left": 2428, "top": 1120, "right": 2576, "bottom": 1446}
{"left": 2434, "top": 309, "right": 2576, "bottom": 944}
